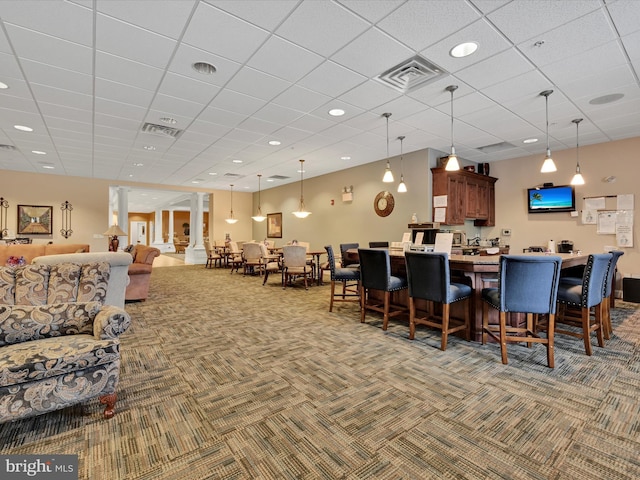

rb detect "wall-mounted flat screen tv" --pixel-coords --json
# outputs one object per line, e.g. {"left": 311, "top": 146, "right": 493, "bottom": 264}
{"left": 527, "top": 185, "right": 576, "bottom": 213}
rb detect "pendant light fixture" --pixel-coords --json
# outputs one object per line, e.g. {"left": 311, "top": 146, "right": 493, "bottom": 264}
{"left": 570, "top": 118, "right": 585, "bottom": 185}
{"left": 251, "top": 174, "right": 266, "bottom": 221}
{"left": 539, "top": 89, "right": 557, "bottom": 173}
{"left": 445, "top": 85, "right": 460, "bottom": 171}
{"left": 292, "top": 159, "right": 311, "bottom": 218}
{"left": 397, "top": 135, "right": 407, "bottom": 193}
{"left": 225, "top": 184, "right": 238, "bottom": 224}
{"left": 382, "top": 113, "right": 394, "bottom": 182}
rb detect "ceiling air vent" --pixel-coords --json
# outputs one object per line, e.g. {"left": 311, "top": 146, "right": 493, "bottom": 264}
{"left": 375, "top": 55, "right": 447, "bottom": 93}
{"left": 476, "top": 142, "right": 516, "bottom": 153}
{"left": 224, "top": 173, "right": 244, "bottom": 179}
{"left": 141, "top": 122, "right": 183, "bottom": 139}
{"left": 268, "top": 175, "right": 290, "bottom": 180}
{"left": 0, "top": 144, "right": 17, "bottom": 151}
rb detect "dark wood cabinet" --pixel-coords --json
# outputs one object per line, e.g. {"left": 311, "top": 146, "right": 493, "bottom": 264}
{"left": 431, "top": 167, "right": 497, "bottom": 226}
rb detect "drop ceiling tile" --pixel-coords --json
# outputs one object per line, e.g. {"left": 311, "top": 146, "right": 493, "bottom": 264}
{"left": 338, "top": 80, "right": 401, "bottom": 111}
{"left": 557, "top": 65, "right": 636, "bottom": 101}
{"left": 487, "top": 0, "right": 601, "bottom": 44}
{"left": 247, "top": 36, "right": 324, "bottom": 83}
{"left": 225, "top": 67, "right": 291, "bottom": 102}
{"left": 187, "top": 119, "right": 232, "bottom": 138}
{"left": 5, "top": 24, "right": 93, "bottom": 74}
{"left": 271, "top": 85, "right": 332, "bottom": 113}
{"left": 199, "top": 106, "right": 247, "bottom": 128}
{"left": 252, "top": 103, "right": 305, "bottom": 126}
{"left": 95, "top": 78, "right": 155, "bottom": 107}
{"left": 96, "top": 0, "right": 197, "bottom": 39}
{"left": 210, "top": 0, "right": 298, "bottom": 32}
{"left": 287, "top": 114, "right": 335, "bottom": 134}
{"left": 167, "top": 44, "right": 242, "bottom": 87}
{"left": 330, "top": 27, "right": 415, "bottom": 78}
{"left": 377, "top": 0, "right": 480, "bottom": 51}
{"left": 208, "top": 90, "right": 266, "bottom": 116}
{"left": 96, "top": 14, "right": 178, "bottom": 69}
{"left": 298, "top": 61, "right": 367, "bottom": 98}
{"left": 95, "top": 51, "right": 164, "bottom": 91}
{"left": 149, "top": 94, "right": 206, "bottom": 119}
{"left": 481, "top": 70, "right": 554, "bottom": 105}
{"left": 0, "top": 96, "right": 39, "bottom": 115}
{"left": 45, "top": 117, "right": 92, "bottom": 135}
{"left": 276, "top": 0, "right": 369, "bottom": 57}
{"left": 158, "top": 73, "right": 221, "bottom": 105}
{"left": 182, "top": 2, "right": 269, "bottom": 63}
{"left": 21, "top": 59, "right": 93, "bottom": 95}
{"left": 94, "top": 97, "right": 147, "bottom": 122}
{"left": 39, "top": 103, "right": 92, "bottom": 123}
{"left": 607, "top": 0, "right": 640, "bottom": 36}
{"left": 94, "top": 113, "right": 141, "bottom": 131}
{"left": 0, "top": 52, "right": 24, "bottom": 80}
{"left": 31, "top": 84, "right": 92, "bottom": 111}
{"left": 621, "top": 30, "right": 640, "bottom": 61}
{"left": 455, "top": 48, "right": 535, "bottom": 90}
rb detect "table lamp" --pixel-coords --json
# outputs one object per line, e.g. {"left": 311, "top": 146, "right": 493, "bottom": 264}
{"left": 103, "top": 224, "right": 127, "bottom": 252}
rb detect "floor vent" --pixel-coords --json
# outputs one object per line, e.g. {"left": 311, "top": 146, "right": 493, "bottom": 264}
{"left": 375, "top": 55, "right": 447, "bottom": 93}
{"left": 141, "top": 122, "right": 183, "bottom": 139}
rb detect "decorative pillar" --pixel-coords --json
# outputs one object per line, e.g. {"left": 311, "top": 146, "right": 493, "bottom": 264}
{"left": 185, "top": 192, "right": 206, "bottom": 264}
{"left": 116, "top": 187, "right": 129, "bottom": 251}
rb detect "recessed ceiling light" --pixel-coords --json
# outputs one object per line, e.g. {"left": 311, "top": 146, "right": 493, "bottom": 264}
{"left": 450, "top": 42, "right": 478, "bottom": 58}
{"left": 160, "top": 117, "right": 177, "bottom": 124}
{"left": 192, "top": 62, "right": 216, "bottom": 74}
{"left": 143, "top": 145, "right": 156, "bottom": 151}
{"left": 208, "top": 172, "right": 217, "bottom": 176}
{"left": 340, "top": 156, "right": 351, "bottom": 160}
{"left": 232, "top": 159, "right": 243, "bottom": 164}
{"left": 14, "top": 125, "right": 33, "bottom": 132}
{"left": 523, "top": 138, "right": 539, "bottom": 144}
{"left": 42, "top": 165, "right": 55, "bottom": 169}
{"left": 589, "top": 93, "right": 624, "bottom": 105}
{"left": 268, "top": 140, "right": 281, "bottom": 146}
{"left": 32, "top": 150, "right": 47, "bottom": 155}
{"left": 191, "top": 180, "right": 202, "bottom": 184}
{"left": 0, "top": 81, "right": 8, "bottom": 89}
{"left": 133, "top": 163, "right": 144, "bottom": 167}
{"left": 329, "top": 108, "right": 345, "bottom": 116}
{"left": 266, "top": 178, "right": 274, "bottom": 182}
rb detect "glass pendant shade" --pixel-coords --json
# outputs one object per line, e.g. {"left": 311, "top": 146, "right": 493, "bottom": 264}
{"left": 381, "top": 113, "right": 394, "bottom": 182}
{"left": 570, "top": 118, "right": 585, "bottom": 185}
{"left": 540, "top": 90, "right": 557, "bottom": 173}
{"left": 225, "top": 184, "right": 238, "bottom": 224}
{"left": 251, "top": 174, "right": 266, "bottom": 221}
{"left": 445, "top": 85, "right": 460, "bottom": 171}
{"left": 292, "top": 159, "right": 311, "bottom": 218}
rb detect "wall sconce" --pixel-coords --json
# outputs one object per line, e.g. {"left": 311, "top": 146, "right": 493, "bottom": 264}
{"left": 0, "top": 197, "right": 8, "bottom": 239}
{"left": 342, "top": 186, "right": 353, "bottom": 202}
{"left": 60, "top": 200, "right": 73, "bottom": 238}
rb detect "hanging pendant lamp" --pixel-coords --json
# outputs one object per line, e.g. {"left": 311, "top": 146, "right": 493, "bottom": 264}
{"left": 382, "top": 113, "right": 394, "bottom": 182}
{"left": 292, "top": 159, "right": 311, "bottom": 218}
{"left": 251, "top": 174, "right": 266, "bottom": 221}
{"left": 225, "top": 184, "right": 238, "bottom": 224}
{"left": 570, "top": 118, "right": 585, "bottom": 185}
{"left": 445, "top": 85, "right": 460, "bottom": 171}
{"left": 397, "top": 135, "right": 407, "bottom": 193}
{"left": 540, "top": 89, "right": 557, "bottom": 173}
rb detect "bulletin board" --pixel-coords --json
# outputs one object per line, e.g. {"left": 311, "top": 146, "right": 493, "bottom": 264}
{"left": 581, "top": 194, "right": 634, "bottom": 247}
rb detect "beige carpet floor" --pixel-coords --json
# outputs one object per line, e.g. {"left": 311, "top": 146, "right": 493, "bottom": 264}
{"left": 1, "top": 265, "right": 639, "bottom": 479}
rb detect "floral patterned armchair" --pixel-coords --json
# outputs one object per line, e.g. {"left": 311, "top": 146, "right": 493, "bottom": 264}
{"left": 0, "top": 261, "right": 131, "bottom": 423}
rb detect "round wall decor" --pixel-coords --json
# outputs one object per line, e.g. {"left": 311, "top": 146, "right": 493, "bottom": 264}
{"left": 374, "top": 191, "right": 394, "bottom": 217}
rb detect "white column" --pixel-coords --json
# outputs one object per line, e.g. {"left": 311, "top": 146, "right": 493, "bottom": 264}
{"left": 117, "top": 187, "right": 129, "bottom": 251}
{"left": 185, "top": 192, "right": 206, "bottom": 264}
{"left": 151, "top": 208, "right": 173, "bottom": 252}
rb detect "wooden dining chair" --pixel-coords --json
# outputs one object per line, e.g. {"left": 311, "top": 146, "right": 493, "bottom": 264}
{"left": 324, "top": 245, "right": 360, "bottom": 312}
{"left": 282, "top": 245, "right": 313, "bottom": 290}
{"left": 482, "top": 255, "right": 562, "bottom": 368}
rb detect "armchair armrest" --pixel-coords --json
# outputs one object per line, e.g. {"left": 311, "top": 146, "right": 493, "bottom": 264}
{"left": 94, "top": 305, "right": 131, "bottom": 339}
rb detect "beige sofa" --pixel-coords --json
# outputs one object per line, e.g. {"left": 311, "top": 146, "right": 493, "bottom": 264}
{"left": 0, "top": 243, "right": 90, "bottom": 265}
{"left": 126, "top": 245, "right": 161, "bottom": 301}
{"left": 0, "top": 257, "right": 131, "bottom": 423}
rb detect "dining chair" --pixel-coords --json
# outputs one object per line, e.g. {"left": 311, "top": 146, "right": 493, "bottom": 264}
{"left": 482, "top": 255, "right": 562, "bottom": 368}
{"left": 259, "top": 243, "right": 281, "bottom": 286}
{"left": 553, "top": 253, "right": 612, "bottom": 355}
{"left": 282, "top": 245, "right": 313, "bottom": 290}
{"left": 242, "top": 242, "right": 264, "bottom": 276}
{"left": 204, "top": 240, "right": 222, "bottom": 268}
{"left": 404, "top": 252, "right": 471, "bottom": 350}
{"left": 368, "top": 241, "right": 389, "bottom": 248}
{"left": 559, "top": 250, "right": 623, "bottom": 340}
{"left": 227, "top": 241, "right": 243, "bottom": 274}
{"left": 324, "top": 245, "right": 360, "bottom": 312}
{"left": 339, "top": 243, "right": 360, "bottom": 269}
{"left": 357, "top": 248, "right": 408, "bottom": 330}
{"left": 297, "top": 241, "right": 316, "bottom": 278}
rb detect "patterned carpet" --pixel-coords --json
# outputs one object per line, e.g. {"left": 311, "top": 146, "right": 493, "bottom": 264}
{"left": 1, "top": 265, "right": 639, "bottom": 480}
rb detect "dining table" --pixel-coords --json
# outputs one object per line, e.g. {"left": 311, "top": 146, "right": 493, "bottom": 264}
{"left": 346, "top": 248, "right": 592, "bottom": 342}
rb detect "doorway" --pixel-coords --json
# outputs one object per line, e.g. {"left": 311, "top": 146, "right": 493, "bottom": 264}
{"left": 130, "top": 221, "right": 147, "bottom": 245}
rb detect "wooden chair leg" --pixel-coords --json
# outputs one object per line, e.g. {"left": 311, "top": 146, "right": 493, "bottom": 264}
{"left": 547, "top": 313, "right": 555, "bottom": 368}
{"left": 441, "top": 303, "right": 450, "bottom": 351}
{"left": 582, "top": 307, "right": 592, "bottom": 356}
{"left": 360, "top": 286, "right": 366, "bottom": 323}
{"left": 499, "top": 311, "right": 508, "bottom": 365}
{"left": 482, "top": 301, "right": 489, "bottom": 345}
{"left": 408, "top": 297, "right": 416, "bottom": 340}
{"left": 382, "top": 291, "right": 390, "bottom": 330}
{"left": 595, "top": 303, "right": 604, "bottom": 348}
{"left": 464, "top": 298, "right": 471, "bottom": 341}
{"left": 526, "top": 313, "right": 533, "bottom": 348}
{"left": 329, "top": 280, "right": 336, "bottom": 312}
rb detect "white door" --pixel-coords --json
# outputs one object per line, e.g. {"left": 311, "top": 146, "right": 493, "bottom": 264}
{"left": 129, "top": 221, "right": 147, "bottom": 245}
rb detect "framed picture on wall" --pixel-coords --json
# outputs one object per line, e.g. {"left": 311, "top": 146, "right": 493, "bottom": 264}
{"left": 17, "top": 205, "right": 53, "bottom": 235}
{"left": 267, "top": 212, "right": 282, "bottom": 238}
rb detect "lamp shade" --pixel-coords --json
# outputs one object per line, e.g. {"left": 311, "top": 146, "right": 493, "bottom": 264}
{"left": 103, "top": 224, "right": 127, "bottom": 236}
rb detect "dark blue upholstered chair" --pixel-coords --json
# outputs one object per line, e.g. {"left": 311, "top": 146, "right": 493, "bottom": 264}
{"left": 340, "top": 243, "right": 359, "bottom": 269}
{"left": 324, "top": 245, "right": 360, "bottom": 312}
{"left": 368, "top": 241, "right": 389, "bottom": 248}
{"left": 559, "top": 250, "right": 623, "bottom": 340}
{"left": 404, "top": 252, "right": 472, "bottom": 350}
{"left": 555, "top": 253, "right": 612, "bottom": 355}
{"left": 357, "top": 248, "right": 408, "bottom": 330}
{"left": 482, "top": 255, "right": 562, "bottom": 368}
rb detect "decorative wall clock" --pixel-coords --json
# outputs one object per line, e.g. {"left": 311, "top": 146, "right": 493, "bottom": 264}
{"left": 374, "top": 191, "right": 394, "bottom": 217}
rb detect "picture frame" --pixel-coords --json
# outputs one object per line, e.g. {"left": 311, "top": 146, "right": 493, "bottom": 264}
{"left": 17, "top": 205, "right": 53, "bottom": 235}
{"left": 267, "top": 212, "right": 282, "bottom": 238}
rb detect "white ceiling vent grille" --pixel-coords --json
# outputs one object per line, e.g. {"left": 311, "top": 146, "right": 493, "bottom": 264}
{"left": 0, "top": 144, "right": 17, "bottom": 151}
{"left": 476, "top": 142, "right": 516, "bottom": 153}
{"left": 141, "top": 122, "right": 183, "bottom": 139}
{"left": 375, "top": 55, "right": 447, "bottom": 93}
{"left": 224, "top": 173, "right": 244, "bottom": 179}
{"left": 269, "top": 175, "right": 290, "bottom": 180}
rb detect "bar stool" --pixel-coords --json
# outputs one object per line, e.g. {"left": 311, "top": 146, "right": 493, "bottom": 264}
{"left": 482, "top": 255, "right": 562, "bottom": 368}
{"left": 404, "top": 252, "right": 471, "bottom": 350}
{"left": 554, "top": 253, "right": 612, "bottom": 355}
{"left": 324, "top": 245, "right": 360, "bottom": 312}
{"left": 358, "top": 248, "right": 407, "bottom": 330}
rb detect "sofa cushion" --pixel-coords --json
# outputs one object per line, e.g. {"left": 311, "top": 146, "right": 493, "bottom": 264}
{"left": 0, "top": 334, "right": 120, "bottom": 387}
{"left": 0, "top": 302, "right": 101, "bottom": 347}
{"left": 14, "top": 264, "right": 50, "bottom": 306}
{"left": 0, "top": 268, "right": 15, "bottom": 304}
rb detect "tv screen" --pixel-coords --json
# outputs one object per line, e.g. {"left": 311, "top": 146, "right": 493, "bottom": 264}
{"left": 527, "top": 185, "right": 576, "bottom": 213}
